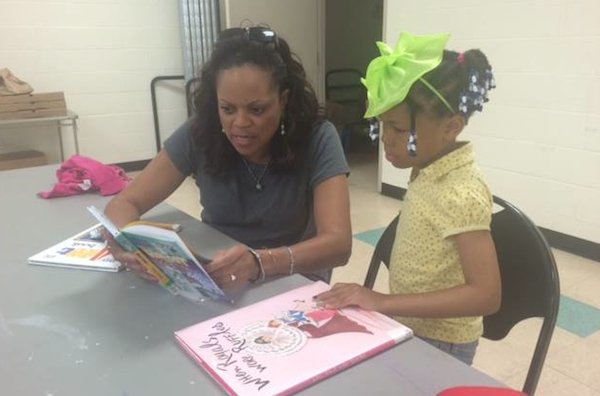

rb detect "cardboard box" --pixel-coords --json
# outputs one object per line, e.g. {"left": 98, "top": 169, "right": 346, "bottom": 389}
{"left": 0, "top": 92, "right": 67, "bottom": 120}
{"left": 0, "top": 92, "right": 65, "bottom": 105}
{"left": 0, "top": 108, "right": 67, "bottom": 120}
{"left": 0, "top": 100, "right": 66, "bottom": 112}
{"left": 0, "top": 150, "right": 47, "bottom": 171}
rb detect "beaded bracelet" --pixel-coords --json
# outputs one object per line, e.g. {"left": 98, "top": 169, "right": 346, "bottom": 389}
{"left": 248, "top": 248, "right": 266, "bottom": 283}
{"left": 266, "top": 249, "right": 277, "bottom": 268}
{"left": 285, "top": 246, "right": 295, "bottom": 275}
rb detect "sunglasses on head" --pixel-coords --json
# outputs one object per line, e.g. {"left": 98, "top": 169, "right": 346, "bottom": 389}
{"left": 218, "top": 27, "right": 278, "bottom": 46}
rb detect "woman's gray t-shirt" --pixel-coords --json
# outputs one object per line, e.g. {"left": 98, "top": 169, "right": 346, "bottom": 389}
{"left": 163, "top": 120, "right": 349, "bottom": 281}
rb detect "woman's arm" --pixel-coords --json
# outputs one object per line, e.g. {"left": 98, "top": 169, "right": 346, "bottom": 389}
{"left": 206, "top": 174, "right": 352, "bottom": 287}
{"left": 103, "top": 151, "right": 188, "bottom": 281}
{"left": 267, "top": 173, "right": 353, "bottom": 274}
{"left": 104, "top": 150, "right": 187, "bottom": 227}
{"left": 317, "top": 230, "right": 501, "bottom": 317}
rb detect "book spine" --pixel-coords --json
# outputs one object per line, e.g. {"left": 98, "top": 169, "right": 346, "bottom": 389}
{"left": 279, "top": 339, "right": 398, "bottom": 396}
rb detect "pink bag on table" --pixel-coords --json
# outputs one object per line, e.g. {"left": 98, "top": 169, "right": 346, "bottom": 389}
{"left": 38, "top": 155, "right": 132, "bottom": 199}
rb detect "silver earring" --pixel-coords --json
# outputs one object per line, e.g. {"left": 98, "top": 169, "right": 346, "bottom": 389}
{"left": 222, "top": 128, "right": 225, "bottom": 134}
{"left": 280, "top": 121, "right": 285, "bottom": 136}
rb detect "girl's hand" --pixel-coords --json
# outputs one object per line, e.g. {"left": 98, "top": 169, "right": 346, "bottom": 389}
{"left": 204, "top": 244, "right": 260, "bottom": 290}
{"left": 102, "top": 232, "right": 159, "bottom": 283}
{"left": 316, "top": 283, "right": 386, "bottom": 311}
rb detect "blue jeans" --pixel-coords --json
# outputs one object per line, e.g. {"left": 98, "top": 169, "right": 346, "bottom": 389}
{"left": 419, "top": 336, "right": 479, "bottom": 366}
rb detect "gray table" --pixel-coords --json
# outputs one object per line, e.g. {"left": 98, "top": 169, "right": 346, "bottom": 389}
{"left": 0, "top": 165, "right": 504, "bottom": 396}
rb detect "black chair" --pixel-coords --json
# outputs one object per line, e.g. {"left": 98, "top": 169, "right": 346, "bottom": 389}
{"left": 363, "top": 214, "right": 399, "bottom": 290}
{"left": 363, "top": 196, "right": 560, "bottom": 396}
{"left": 325, "top": 68, "right": 369, "bottom": 129}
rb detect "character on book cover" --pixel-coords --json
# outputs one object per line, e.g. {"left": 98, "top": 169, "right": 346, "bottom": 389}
{"left": 278, "top": 299, "right": 372, "bottom": 339}
{"left": 240, "top": 299, "right": 373, "bottom": 357}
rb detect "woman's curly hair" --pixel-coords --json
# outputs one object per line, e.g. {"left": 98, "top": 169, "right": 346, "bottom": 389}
{"left": 190, "top": 32, "right": 324, "bottom": 175}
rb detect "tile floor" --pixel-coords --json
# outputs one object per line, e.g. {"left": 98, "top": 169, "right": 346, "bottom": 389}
{"left": 163, "top": 148, "right": 600, "bottom": 396}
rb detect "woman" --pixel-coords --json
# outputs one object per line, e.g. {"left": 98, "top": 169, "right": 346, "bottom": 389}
{"left": 105, "top": 27, "right": 352, "bottom": 289}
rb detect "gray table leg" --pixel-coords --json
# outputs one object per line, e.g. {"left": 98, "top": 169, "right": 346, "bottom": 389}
{"left": 72, "top": 119, "right": 80, "bottom": 155}
{"left": 57, "top": 120, "right": 65, "bottom": 161}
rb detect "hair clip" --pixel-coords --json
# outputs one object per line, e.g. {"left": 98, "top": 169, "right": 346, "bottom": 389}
{"left": 485, "top": 68, "right": 496, "bottom": 90}
{"left": 459, "top": 68, "right": 496, "bottom": 117}
{"left": 407, "top": 129, "right": 417, "bottom": 157}
{"left": 469, "top": 70, "right": 479, "bottom": 92}
{"left": 458, "top": 95, "right": 469, "bottom": 115}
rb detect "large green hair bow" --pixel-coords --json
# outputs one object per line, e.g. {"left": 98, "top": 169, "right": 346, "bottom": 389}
{"left": 362, "top": 31, "right": 451, "bottom": 118}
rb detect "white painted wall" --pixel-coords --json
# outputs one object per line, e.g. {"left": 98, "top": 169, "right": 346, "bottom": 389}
{"left": 0, "top": 0, "right": 187, "bottom": 164}
{"left": 381, "top": 0, "right": 600, "bottom": 243}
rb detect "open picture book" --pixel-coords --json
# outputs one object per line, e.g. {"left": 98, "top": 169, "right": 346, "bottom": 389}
{"left": 87, "top": 206, "right": 231, "bottom": 303}
{"left": 175, "top": 281, "right": 413, "bottom": 396}
{"left": 28, "top": 224, "right": 123, "bottom": 272}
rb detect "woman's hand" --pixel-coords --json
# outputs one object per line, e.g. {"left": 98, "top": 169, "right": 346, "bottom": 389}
{"left": 102, "top": 232, "right": 159, "bottom": 283}
{"left": 316, "top": 283, "right": 386, "bottom": 311}
{"left": 204, "top": 244, "right": 260, "bottom": 289}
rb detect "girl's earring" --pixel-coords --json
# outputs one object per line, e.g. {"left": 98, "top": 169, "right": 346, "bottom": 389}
{"left": 221, "top": 128, "right": 225, "bottom": 134}
{"left": 280, "top": 121, "right": 285, "bottom": 136}
{"left": 407, "top": 129, "right": 417, "bottom": 157}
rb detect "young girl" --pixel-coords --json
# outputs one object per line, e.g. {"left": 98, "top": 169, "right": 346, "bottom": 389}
{"left": 316, "top": 32, "right": 501, "bottom": 365}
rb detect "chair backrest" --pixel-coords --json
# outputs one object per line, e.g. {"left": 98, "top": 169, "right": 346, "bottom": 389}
{"left": 363, "top": 196, "right": 560, "bottom": 396}
{"left": 485, "top": 196, "right": 560, "bottom": 395}
{"left": 325, "top": 68, "right": 367, "bottom": 127}
{"left": 363, "top": 214, "right": 399, "bottom": 289}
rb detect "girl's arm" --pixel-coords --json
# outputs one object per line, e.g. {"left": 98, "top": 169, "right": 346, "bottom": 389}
{"left": 317, "top": 230, "right": 501, "bottom": 317}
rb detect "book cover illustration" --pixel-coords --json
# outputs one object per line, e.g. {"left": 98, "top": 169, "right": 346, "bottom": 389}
{"left": 28, "top": 224, "right": 122, "bottom": 272}
{"left": 175, "top": 281, "right": 412, "bottom": 396}
{"left": 124, "top": 229, "right": 230, "bottom": 303}
{"left": 87, "top": 206, "right": 230, "bottom": 303}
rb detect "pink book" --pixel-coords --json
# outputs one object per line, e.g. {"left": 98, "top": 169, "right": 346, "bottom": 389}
{"left": 174, "top": 281, "right": 413, "bottom": 396}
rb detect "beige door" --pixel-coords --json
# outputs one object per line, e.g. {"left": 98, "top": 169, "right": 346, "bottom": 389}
{"left": 222, "top": 0, "right": 325, "bottom": 103}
